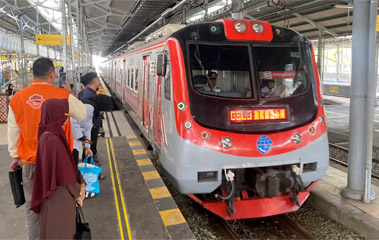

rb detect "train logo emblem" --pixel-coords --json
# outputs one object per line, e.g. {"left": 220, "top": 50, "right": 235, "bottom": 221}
{"left": 257, "top": 136, "right": 273, "bottom": 154}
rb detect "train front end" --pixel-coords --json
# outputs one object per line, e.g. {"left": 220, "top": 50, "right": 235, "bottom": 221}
{"left": 163, "top": 19, "right": 329, "bottom": 220}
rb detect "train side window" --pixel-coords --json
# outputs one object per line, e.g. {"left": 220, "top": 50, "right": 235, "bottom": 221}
{"left": 117, "top": 61, "right": 122, "bottom": 83}
{"left": 127, "top": 68, "right": 131, "bottom": 88}
{"left": 130, "top": 68, "right": 134, "bottom": 90}
{"left": 164, "top": 58, "right": 171, "bottom": 100}
{"left": 134, "top": 67, "right": 139, "bottom": 92}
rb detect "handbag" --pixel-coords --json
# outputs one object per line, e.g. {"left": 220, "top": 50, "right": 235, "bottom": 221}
{"left": 9, "top": 167, "right": 25, "bottom": 208}
{"left": 75, "top": 206, "right": 91, "bottom": 240}
{"left": 78, "top": 157, "right": 102, "bottom": 194}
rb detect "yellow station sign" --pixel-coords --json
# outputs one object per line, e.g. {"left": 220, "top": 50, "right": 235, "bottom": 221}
{"left": 1, "top": 56, "right": 7, "bottom": 60}
{"left": 35, "top": 34, "right": 70, "bottom": 45}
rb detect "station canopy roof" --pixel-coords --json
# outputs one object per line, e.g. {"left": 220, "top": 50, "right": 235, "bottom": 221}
{"left": 0, "top": 0, "right": 357, "bottom": 57}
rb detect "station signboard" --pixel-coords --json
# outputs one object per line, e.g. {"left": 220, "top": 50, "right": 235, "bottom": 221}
{"left": 35, "top": 34, "right": 70, "bottom": 45}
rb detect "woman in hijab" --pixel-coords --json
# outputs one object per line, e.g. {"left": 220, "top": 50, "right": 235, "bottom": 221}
{"left": 31, "top": 98, "right": 85, "bottom": 239}
{"left": 6, "top": 84, "right": 16, "bottom": 98}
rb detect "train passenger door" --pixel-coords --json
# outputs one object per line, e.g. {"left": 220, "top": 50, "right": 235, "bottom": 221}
{"left": 142, "top": 55, "right": 150, "bottom": 131}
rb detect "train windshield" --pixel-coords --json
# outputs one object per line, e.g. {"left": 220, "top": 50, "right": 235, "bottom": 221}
{"left": 254, "top": 45, "right": 308, "bottom": 99}
{"left": 188, "top": 43, "right": 309, "bottom": 99}
{"left": 189, "top": 44, "right": 253, "bottom": 98}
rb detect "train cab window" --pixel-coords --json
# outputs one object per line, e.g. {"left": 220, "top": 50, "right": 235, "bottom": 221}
{"left": 188, "top": 44, "right": 252, "bottom": 98}
{"left": 254, "top": 46, "right": 308, "bottom": 99}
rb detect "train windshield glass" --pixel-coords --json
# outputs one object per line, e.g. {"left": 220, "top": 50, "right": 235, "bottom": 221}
{"left": 189, "top": 44, "right": 252, "bottom": 98}
{"left": 253, "top": 45, "right": 308, "bottom": 99}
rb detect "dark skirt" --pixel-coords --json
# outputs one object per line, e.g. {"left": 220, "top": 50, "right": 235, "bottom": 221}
{"left": 39, "top": 184, "right": 80, "bottom": 239}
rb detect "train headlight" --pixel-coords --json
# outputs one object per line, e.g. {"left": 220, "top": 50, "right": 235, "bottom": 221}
{"left": 292, "top": 133, "right": 301, "bottom": 144}
{"left": 184, "top": 121, "right": 192, "bottom": 129}
{"left": 319, "top": 116, "right": 324, "bottom": 123}
{"left": 221, "top": 137, "right": 232, "bottom": 149}
{"left": 309, "top": 126, "right": 315, "bottom": 135}
{"left": 252, "top": 23, "right": 264, "bottom": 33}
{"left": 234, "top": 22, "right": 246, "bottom": 33}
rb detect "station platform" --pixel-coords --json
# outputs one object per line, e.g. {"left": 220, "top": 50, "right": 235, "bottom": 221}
{"left": 0, "top": 110, "right": 194, "bottom": 239}
{"left": 308, "top": 166, "right": 379, "bottom": 239}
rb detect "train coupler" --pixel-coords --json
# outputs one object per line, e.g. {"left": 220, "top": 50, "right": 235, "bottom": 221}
{"left": 215, "top": 170, "right": 236, "bottom": 216}
{"left": 289, "top": 165, "right": 304, "bottom": 206}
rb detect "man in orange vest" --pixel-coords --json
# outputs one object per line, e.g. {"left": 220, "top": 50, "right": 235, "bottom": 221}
{"left": 8, "top": 57, "right": 86, "bottom": 240}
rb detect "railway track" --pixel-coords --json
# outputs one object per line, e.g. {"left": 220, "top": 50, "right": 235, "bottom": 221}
{"left": 275, "top": 215, "right": 315, "bottom": 240}
{"left": 217, "top": 215, "right": 315, "bottom": 240}
{"left": 329, "top": 143, "right": 379, "bottom": 180}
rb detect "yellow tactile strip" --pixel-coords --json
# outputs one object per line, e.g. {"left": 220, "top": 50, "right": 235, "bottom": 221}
{"left": 149, "top": 186, "right": 172, "bottom": 199}
{"left": 126, "top": 136, "right": 195, "bottom": 239}
{"left": 142, "top": 171, "right": 161, "bottom": 180}
{"left": 159, "top": 209, "right": 187, "bottom": 226}
{"left": 136, "top": 159, "right": 153, "bottom": 166}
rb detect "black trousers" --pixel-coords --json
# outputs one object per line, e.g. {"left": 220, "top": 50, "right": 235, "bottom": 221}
{"left": 91, "top": 125, "right": 100, "bottom": 157}
{"left": 72, "top": 149, "right": 79, "bottom": 165}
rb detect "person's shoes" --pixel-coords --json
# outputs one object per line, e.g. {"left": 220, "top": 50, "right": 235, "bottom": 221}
{"left": 85, "top": 192, "right": 98, "bottom": 198}
{"left": 98, "top": 173, "right": 105, "bottom": 180}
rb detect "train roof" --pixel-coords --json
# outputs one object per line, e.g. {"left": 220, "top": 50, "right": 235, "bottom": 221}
{"left": 126, "top": 24, "right": 186, "bottom": 53}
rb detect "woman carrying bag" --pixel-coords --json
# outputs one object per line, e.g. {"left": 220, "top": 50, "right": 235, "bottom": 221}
{"left": 30, "top": 98, "right": 86, "bottom": 239}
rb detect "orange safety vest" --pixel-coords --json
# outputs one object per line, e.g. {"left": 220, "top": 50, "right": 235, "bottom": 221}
{"left": 9, "top": 80, "right": 74, "bottom": 164}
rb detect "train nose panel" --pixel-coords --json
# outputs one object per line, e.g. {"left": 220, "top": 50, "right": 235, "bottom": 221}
{"left": 188, "top": 181, "right": 317, "bottom": 220}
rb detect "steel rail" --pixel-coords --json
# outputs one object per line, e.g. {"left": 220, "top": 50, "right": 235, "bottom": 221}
{"left": 328, "top": 144, "right": 379, "bottom": 180}
{"left": 276, "top": 215, "right": 315, "bottom": 240}
{"left": 329, "top": 143, "right": 379, "bottom": 163}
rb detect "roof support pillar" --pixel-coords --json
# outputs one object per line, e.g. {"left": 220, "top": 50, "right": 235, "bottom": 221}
{"left": 341, "top": 0, "right": 377, "bottom": 203}
{"left": 231, "top": 0, "right": 244, "bottom": 20}
{"left": 67, "top": 0, "right": 77, "bottom": 94}
{"left": 204, "top": 0, "right": 208, "bottom": 21}
{"left": 61, "top": 0, "right": 68, "bottom": 81}
{"left": 75, "top": 0, "right": 81, "bottom": 86}
{"left": 36, "top": 8, "right": 40, "bottom": 57}
{"left": 317, "top": 30, "right": 323, "bottom": 79}
{"left": 19, "top": 15, "right": 27, "bottom": 88}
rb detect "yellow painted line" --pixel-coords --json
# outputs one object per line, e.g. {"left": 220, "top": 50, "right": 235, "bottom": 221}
{"left": 126, "top": 135, "right": 137, "bottom": 139}
{"left": 133, "top": 149, "right": 147, "bottom": 155}
{"left": 375, "top": 130, "right": 379, "bottom": 133}
{"left": 159, "top": 209, "right": 187, "bottom": 226}
{"left": 129, "top": 141, "right": 142, "bottom": 146}
{"left": 142, "top": 171, "right": 161, "bottom": 180}
{"left": 106, "top": 138, "right": 125, "bottom": 240}
{"left": 109, "top": 138, "right": 133, "bottom": 240}
{"left": 136, "top": 159, "right": 153, "bottom": 166}
{"left": 149, "top": 186, "right": 171, "bottom": 199}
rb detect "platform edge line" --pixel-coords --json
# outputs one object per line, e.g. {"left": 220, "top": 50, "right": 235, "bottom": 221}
{"left": 106, "top": 138, "right": 125, "bottom": 240}
{"left": 109, "top": 138, "right": 133, "bottom": 240}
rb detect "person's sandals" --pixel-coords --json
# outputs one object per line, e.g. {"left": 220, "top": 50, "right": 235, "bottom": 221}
{"left": 98, "top": 173, "right": 105, "bottom": 180}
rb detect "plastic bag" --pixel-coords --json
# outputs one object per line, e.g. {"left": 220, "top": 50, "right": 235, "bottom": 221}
{"left": 78, "top": 157, "right": 102, "bottom": 194}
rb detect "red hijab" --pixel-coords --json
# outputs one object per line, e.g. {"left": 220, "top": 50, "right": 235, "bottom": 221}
{"left": 31, "top": 98, "right": 79, "bottom": 213}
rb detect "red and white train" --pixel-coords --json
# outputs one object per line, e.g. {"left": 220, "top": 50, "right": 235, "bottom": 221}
{"left": 100, "top": 19, "right": 329, "bottom": 220}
